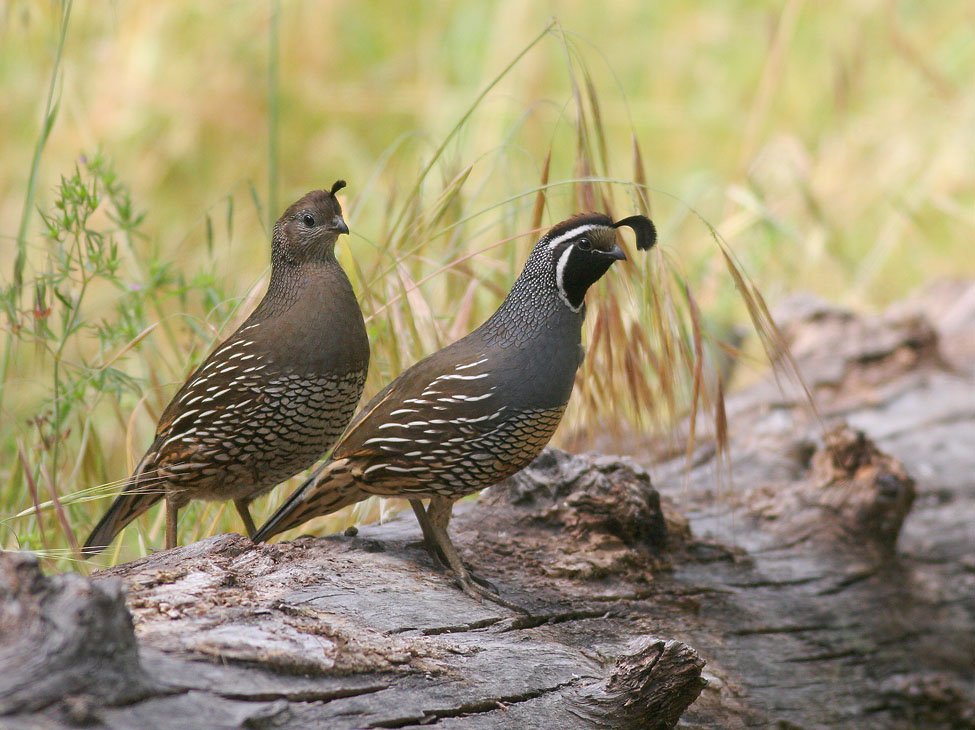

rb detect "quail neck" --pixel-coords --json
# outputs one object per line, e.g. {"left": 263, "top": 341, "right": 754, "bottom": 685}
{"left": 481, "top": 213, "right": 628, "bottom": 350}
{"left": 254, "top": 187, "right": 354, "bottom": 317}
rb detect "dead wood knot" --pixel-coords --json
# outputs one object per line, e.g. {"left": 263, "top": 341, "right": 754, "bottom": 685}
{"left": 0, "top": 551, "right": 155, "bottom": 716}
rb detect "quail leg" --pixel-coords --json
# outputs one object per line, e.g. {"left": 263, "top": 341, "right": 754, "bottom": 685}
{"left": 410, "top": 499, "right": 448, "bottom": 569}
{"left": 410, "top": 498, "right": 480, "bottom": 578}
{"left": 165, "top": 498, "right": 179, "bottom": 550}
{"left": 409, "top": 498, "right": 485, "bottom": 581}
{"left": 416, "top": 496, "right": 526, "bottom": 613}
{"left": 234, "top": 498, "right": 257, "bottom": 538}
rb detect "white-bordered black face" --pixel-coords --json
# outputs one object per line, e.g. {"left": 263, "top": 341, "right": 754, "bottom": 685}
{"left": 537, "top": 212, "right": 657, "bottom": 311}
{"left": 546, "top": 218, "right": 626, "bottom": 311}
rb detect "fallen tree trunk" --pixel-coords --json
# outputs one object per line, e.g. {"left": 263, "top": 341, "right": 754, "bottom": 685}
{"left": 1, "top": 451, "right": 705, "bottom": 730}
{"left": 583, "top": 283, "right": 975, "bottom": 729}
{"left": 2, "top": 281, "right": 974, "bottom": 729}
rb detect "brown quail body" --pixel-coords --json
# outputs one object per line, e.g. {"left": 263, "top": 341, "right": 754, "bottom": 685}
{"left": 253, "top": 212, "right": 655, "bottom": 605}
{"left": 84, "top": 181, "right": 369, "bottom": 553}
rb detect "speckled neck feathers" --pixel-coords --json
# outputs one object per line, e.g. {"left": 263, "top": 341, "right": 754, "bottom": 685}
{"left": 480, "top": 213, "right": 616, "bottom": 347}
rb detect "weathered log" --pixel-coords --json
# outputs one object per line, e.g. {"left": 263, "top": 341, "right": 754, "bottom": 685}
{"left": 647, "top": 285, "right": 975, "bottom": 729}
{"left": 3, "top": 281, "right": 974, "bottom": 729}
{"left": 566, "top": 638, "right": 707, "bottom": 730}
{"left": 0, "top": 551, "right": 155, "bottom": 716}
{"left": 0, "top": 452, "right": 704, "bottom": 729}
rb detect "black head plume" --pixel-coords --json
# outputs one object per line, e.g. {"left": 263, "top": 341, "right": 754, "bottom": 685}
{"left": 330, "top": 180, "right": 347, "bottom": 196}
{"left": 612, "top": 215, "right": 656, "bottom": 251}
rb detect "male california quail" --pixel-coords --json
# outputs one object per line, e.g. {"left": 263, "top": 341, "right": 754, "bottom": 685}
{"left": 83, "top": 181, "right": 370, "bottom": 554}
{"left": 252, "top": 212, "right": 656, "bottom": 604}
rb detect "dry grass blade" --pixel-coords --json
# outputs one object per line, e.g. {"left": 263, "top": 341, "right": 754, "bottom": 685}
{"left": 750, "top": 280, "right": 821, "bottom": 424}
{"left": 585, "top": 70, "right": 610, "bottom": 187}
{"left": 585, "top": 305, "right": 613, "bottom": 419}
{"left": 683, "top": 282, "right": 705, "bottom": 469}
{"left": 205, "top": 502, "right": 227, "bottom": 539}
{"left": 396, "top": 262, "right": 442, "bottom": 355}
{"left": 647, "top": 253, "right": 678, "bottom": 421}
{"left": 125, "top": 390, "right": 155, "bottom": 474}
{"left": 623, "top": 343, "right": 654, "bottom": 430}
{"left": 632, "top": 135, "right": 652, "bottom": 217}
{"left": 12, "top": 475, "right": 169, "bottom": 518}
{"left": 717, "top": 244, "right": 820, "bottom": 425}
{"left": 715, "top": 375, "right": 728, "bottom": 456}
{"left": 738, "top": 0, "right": 803, "bottom": 171}
{"left": 447, "top": 279, "right": 479, "bottom": 341}
{"left": 553, "top": 19, "right": 585, "bottom": 131}
{"left": 552, "top": 23, "right": 599, "bottom": 215}
{"left": 576, "top": 154, "right": 597, "bottom": 212}
{"left": 64, "top": 416, "right": 92, "bottom": 497}
{"left": 637, "top": 323, "right": 674, "bottom": 433}
{"left": 885, "top": 0, "right": 955, "bottom": 100}
{"left": 603, "top": 286, "right": 625, "bottom": 403}
{"left": 365, "top": 230, "right": 536, "bottom": 322}
{"left": 600, "top": 191, "right": 615, "bottom": 222}
{"left": 531, "top": 151, "right": 551, "bottom": 232}
{"left": 428, "top": 165, "right": 474, "bottom": 230}
{"left": 17, "top": 440, "right": 50, "bottom": 552}
{"left": 588, "top": 301, "right": 608, "bottom": 392}
{"left": 386, "top": 21, "right": 556, "bottom": 243}
{"left": 98, "top": 323, "right": 160, "bottom": 372}
{"left": 41, "top": 463, "right": 79, "bottom": 553}
{"left": 719, "top": 249, "right": 784, "bottom": 379}
{"left": 656, "top": 253, "right": 698, "bottom": 381}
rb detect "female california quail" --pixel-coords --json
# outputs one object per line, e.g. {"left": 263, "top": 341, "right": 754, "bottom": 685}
{"left": 252, "top": 212, "right": 655, "bottom": 604}
{"left": 83, "top": 181, "right": 370, "bottom": 554}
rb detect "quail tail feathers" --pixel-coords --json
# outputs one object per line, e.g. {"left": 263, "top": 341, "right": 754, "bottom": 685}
{"left": 252, "top": 459, "right": 368, "bottom": 542}
{"left": 82, "top": 462, "right": 164, "bottom": 555}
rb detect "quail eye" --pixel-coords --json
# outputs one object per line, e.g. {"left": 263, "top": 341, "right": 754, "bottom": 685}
{"left": 302, "top": 214, "right": 316, "bottom": 227}
{"left": 577, "top": 237, "right": 592, "bottom": 251}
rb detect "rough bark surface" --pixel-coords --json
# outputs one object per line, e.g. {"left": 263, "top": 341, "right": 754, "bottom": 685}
{"left": 0, "top": 552, "right": 155, "bottom": 716}
{"left": 0, "top": 454, "right": 704, "bottom": 729}
{"left": 2, "top": 279, "right": 974, "bottom": 729}
{"left": 590, "top": 280, "right": 975, "bottom": 729}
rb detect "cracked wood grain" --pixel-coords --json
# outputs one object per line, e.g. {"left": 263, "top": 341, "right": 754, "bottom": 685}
{"left": 4, "top": 284, "right": 975, "bottom": 729}
{"left": 0, "top": 450, "right": 702, "bottom": 730}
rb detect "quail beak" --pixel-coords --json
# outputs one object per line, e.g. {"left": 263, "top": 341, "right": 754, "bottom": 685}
{"left": 600, "top": 243, "right": 627, "bottom": 262}
{"left": 331, "top": 216, "right": 350, "bottom": 236}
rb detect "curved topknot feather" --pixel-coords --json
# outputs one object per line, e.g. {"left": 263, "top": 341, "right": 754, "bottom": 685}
{"left": 612, "top": 215, "right": 657, "bottom": 251}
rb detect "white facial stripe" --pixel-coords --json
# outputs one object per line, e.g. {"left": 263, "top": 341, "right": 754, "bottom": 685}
{"left": 555, "top": 245, "right": 582, "bottom": 312}
{"left": 546, "top": 223, "right": 605, "bottom": 250}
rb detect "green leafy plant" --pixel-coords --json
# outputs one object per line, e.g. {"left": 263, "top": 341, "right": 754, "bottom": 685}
{"left": 1, "top": 153, "right": 239, "bottom": 567}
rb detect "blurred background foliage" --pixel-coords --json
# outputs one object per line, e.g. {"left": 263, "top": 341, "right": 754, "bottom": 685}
{"left": 1, "top": 0, "right": 973, "bottom": 566}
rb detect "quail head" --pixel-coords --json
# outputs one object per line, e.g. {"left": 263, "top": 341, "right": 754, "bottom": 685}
{"left": 252, "top": 212, "right": 656, "bottom": 606}
{"left": 83, "top": 181, "right": 370, "bottom": 554}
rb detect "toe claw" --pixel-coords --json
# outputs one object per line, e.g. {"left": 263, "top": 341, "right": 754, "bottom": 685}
{"left": 455, "top": 573, "right": 529, "bottom": 614}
